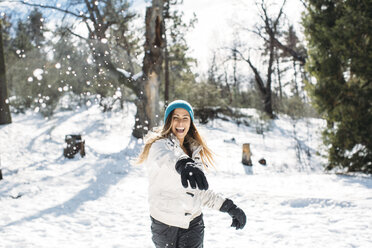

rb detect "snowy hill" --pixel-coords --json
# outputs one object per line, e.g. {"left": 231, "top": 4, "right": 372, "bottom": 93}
{"left": 1, "top": 102, "right": 371, "bottom": 248}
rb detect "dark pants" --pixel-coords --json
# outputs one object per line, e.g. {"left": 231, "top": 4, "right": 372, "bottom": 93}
{"left": 150, "top": 214, "right": 204, "bottom": 248}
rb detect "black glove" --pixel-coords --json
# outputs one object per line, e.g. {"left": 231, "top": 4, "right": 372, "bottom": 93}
{"left": 220, "top": 199, "right": 246, "bottom": 230}
{"left": 175, "top": 158, "right": 209, "bottom": 190}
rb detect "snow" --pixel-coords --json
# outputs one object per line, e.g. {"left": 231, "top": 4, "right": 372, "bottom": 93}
{"left": 1, "top": 102, "right": 372, "bottom": 248}
{"left": 117, "top": 68, "right": 131, "bottom": 79}
{"left": 116, "top": 69, "right": 142, "bottom": 81}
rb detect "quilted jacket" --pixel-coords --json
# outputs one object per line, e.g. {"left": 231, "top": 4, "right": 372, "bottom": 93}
{"left": 145, "top": 134, "right": 226, "bottom": 229}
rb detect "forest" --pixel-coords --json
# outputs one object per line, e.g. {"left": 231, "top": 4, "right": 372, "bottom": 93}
{"left": 0, "top": 0, "right": 371, "bottom": 173}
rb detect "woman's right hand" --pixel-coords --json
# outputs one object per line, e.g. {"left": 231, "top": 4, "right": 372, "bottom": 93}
{"left": 175, "top": 158, "right": 209, "bottom": 190}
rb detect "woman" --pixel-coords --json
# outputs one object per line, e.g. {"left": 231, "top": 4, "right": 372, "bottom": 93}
{"left": 137, "top": 100, "right": 246, "bottom": 248}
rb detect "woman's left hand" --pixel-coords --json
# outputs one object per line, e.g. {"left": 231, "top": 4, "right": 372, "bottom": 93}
{"left": 220, "top": 199, "right": 247, "bottom": 230}
{"left": 175, "top": 158, "right": 209, "bottom": 190}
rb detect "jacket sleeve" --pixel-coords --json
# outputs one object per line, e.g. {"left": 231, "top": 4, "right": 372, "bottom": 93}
{"left": 190, "top": 150, "right": 226, "bottom": 210}
{"left": 197, "top": 189, "right": 226, "bottom": 210}
{"left": 148, "top": 139, "right": 189, "bottom": 170}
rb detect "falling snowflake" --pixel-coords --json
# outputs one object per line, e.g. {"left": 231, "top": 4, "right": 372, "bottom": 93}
{"left": 33, "top": 69, "right": 44, "bottom": 80}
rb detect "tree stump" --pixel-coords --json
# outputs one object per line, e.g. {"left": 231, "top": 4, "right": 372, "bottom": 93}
{"left": 63, "top": 135, "right": 85, "bottom": 159}
{"left": 242, "top": 143, "right": 252, "bottom": 166}
{"left": 0, "top": 156, "right": 2, "bottom": 180}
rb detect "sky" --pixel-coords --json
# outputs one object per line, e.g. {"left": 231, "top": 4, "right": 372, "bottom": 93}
{"left": 176, "top": 0, "right": 306, "bottom": 73}
{"left": 126, "top": 0, "right": 306, "bottom": 74}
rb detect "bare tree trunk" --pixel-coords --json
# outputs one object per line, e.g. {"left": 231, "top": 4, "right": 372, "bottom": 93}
{"left": 242, "top": 54, "right": 275, "bottom": 119}
{"left": 0, "top": 21, "right": 12, "bottom": 125}
{"left": 164, "top": 35, "right": 170, "bottom": 105}
{"left": 293, "top": 60, "right": 299, "bottom": 96}
{"left": 164, "top": 1, "right": 170, "bottom": 106}
{"left": 265, "top": 38, "right": 275, "bottom": 118}
{"left": 223, "top": 68, "right": 233, "bottom": 104}
{"left": 276, "top": 53, "right": 283, "bottom": 99}
{"left": 133, "top": 0, "right": 165, "bottom": 138}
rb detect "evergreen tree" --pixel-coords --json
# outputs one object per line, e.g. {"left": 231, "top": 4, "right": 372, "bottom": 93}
{"left": 11, "top": 20, "right": 33, "bottom": 53}
{"left": 303, "top": 0, "right": 372, "bottom": 173}
{"left": 5, "top": 10, "right": 53, "bottom": 115}
{"left": 28, "top": 8, "right": 45, "bottom": 47}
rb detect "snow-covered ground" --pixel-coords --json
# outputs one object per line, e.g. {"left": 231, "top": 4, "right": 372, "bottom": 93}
{"left": 1, "top": 102, "right": 371, "bottom": 248}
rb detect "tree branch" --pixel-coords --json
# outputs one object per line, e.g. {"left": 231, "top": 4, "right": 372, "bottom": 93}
{"left": 65, "top": 27, "right": 88, "bottom": 41}
{"left": 273, "top": 36, "right": 307, "bottom": 65}
{"left": 233, "top": 49, "right": 266, "bottom": 94}
{"left": 84, "top": 0, "right": 99, "bottom": 37}
{"left": 299, "top": 0, "right": 308, "bottom": 9}
{"left": 17, "top": 1, "right": 83, "bottom": 19}
{"left": 273, "top": 0, "right": 287, "bottom": 28}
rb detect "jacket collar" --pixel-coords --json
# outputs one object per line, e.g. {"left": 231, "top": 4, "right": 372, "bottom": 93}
{"left": 168, "top": 133, "right": 202, "bottom": 158}
{"left": 168, "top": 133, "right": 181, "bottom": 147}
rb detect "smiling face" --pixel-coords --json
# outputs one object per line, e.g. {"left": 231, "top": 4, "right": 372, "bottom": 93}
{"left": 171, "top": 108, "right": 191, "bottom": 145}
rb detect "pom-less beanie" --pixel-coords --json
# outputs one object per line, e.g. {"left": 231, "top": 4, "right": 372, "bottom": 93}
{"left": 164, "top": 100, "right": 194, "bottom": 123}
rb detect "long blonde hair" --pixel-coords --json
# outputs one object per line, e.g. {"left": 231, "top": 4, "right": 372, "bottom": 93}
{"left": 136, "top": 110, "right": 214, "bottom": 168}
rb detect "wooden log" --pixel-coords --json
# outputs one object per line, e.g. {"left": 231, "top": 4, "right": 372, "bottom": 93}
{"left": 258, "top": 158, "right": 267, "bottom": 165}
{"left": 242, "top": 143, "right": 252, "bottom": 166}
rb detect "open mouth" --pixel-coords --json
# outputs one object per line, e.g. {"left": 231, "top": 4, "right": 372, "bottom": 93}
{"left": 175, "top": 127, "right": 185, "bottom": 134}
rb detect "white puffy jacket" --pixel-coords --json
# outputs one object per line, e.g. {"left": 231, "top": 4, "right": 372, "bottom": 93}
{"left": 145, "top": 134, "right": 226, "bottom": 229}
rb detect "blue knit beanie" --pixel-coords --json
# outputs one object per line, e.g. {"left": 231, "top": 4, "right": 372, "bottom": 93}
{"left": 164, "top": 100, "right": 194, "bottom": 123}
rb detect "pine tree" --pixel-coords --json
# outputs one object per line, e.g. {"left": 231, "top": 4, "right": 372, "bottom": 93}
{"left": 28, "top": 8, "right": 45, "bottom": 47}
{"left": 303, "top": 0, "right": 372, "bottom": 173}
